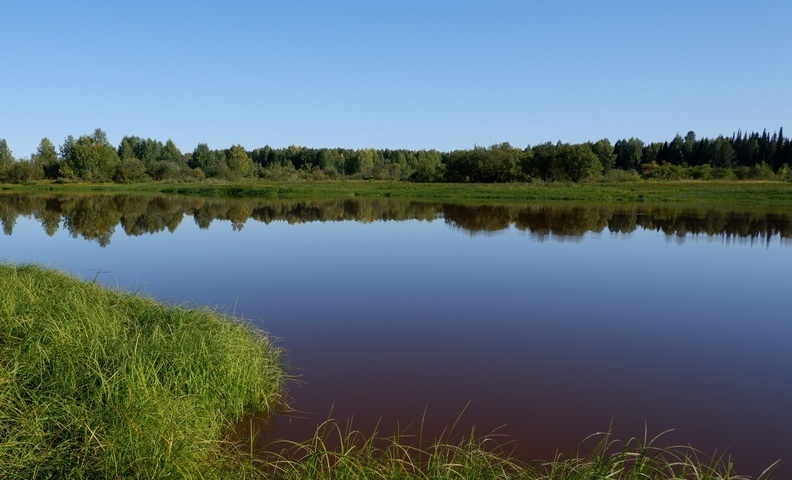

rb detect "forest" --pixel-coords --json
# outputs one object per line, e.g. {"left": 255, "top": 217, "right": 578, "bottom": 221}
{"left": 0, "top": 128, "right": 790, "bottom": 184}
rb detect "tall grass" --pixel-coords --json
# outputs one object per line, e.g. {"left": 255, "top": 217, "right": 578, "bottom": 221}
{"left": 0, "top": 263, "right": 283, "bottom": 479}
{"left": 258, "top": 419, "right": 776, "bottom": 480}
{"left": 4, "top": 179, "right": 792, "bottom": 209}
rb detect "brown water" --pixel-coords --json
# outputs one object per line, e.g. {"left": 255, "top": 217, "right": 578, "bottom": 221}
{"left": 1, "top": 193, "right": 790, "bottom": 476}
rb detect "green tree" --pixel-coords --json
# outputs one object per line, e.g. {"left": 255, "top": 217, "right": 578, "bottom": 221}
{"left": 641, "top": 142, "right": 663, "bottom": 165}
{"left": 32, "top": 137, "right": 60, "bottom": 179}
{"left": 32, "top": 137, "right": 57, "bottom": 164}
{"left": 409, "top": 150, "right": 444, "bottom": 182}
{"left": 225, "top": 144, "right": 254, "bottom": 178}
{"left": 614, "top": 138, "right": 644, "bottom": 170}
{"left": 589, "top": 139, "right": 616, "bottom": 171}
{"left": 137, "top": 138, "right": 163, "bottom": 168}
{"left": 117, "top": 136, "right": 140, "bottom": 160}
{"left": 558, "top": 143, "right": 602, "bottom": 182}
{"left": 61, "top": 129, "right": 120, "bottom": 181}
{"left": 483, "top": 143, "right": 518, "bottom": 182}
{"left": 667, "top": 134, "right": 686, "bottom": 165}
{"left": 711, "top": 136, "right": 736, "bottom": 168}
{"left": 189, "top": 143, "right": 227, "bottom": 177}
{"left": 159, "top": 139, "right": 182, "bottom": 164}
{"left": 0, "top": 139, "right": 15, "bottom": 180}
{"left": 525, "top": 142, "right": 565, "bottom": 181}
{"left": 317, "top": 148, "right": 344, "bottom": 174}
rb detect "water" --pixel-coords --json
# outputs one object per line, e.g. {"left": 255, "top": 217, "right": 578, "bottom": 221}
{"left": 1, "top": 193, "right": 790, "bottom": 476}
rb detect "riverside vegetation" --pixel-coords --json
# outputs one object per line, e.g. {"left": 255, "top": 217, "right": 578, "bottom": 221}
{"left": 0, "top": 262, "right": 779, "bottom": 478}
{"left": 0, "top": 264, "right": 283, "bottom": 478}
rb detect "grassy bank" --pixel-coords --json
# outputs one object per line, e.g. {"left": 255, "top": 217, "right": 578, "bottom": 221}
{"left": 3, "top": 179, "right": 792, "bottom": 209}
{"left": 0, "top": 264, "right": 283, "bottom": 479}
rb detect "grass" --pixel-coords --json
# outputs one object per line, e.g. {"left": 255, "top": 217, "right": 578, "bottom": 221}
{"left": 0, "top": 263, "right": 283, "bottom": 479}
{"left": 0, "top": 264, "right": 777, "bottom": 478}
{"left": 258, "top": 419, "right": 776, "bottom": 480}
{"left": 3, "top": 179, "right": 792, "bottom": 210}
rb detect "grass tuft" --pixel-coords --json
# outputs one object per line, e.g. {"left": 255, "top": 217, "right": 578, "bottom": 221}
{"left": 257, "top": 419, "right": 774, "bottom": 480}
{"left": 0, "top": 263, "right": 283, "bottom": 479}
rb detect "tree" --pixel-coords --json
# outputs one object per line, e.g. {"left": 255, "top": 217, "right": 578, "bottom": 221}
{"left": 524, "top": 142, "right": 563, "bottom": 181}
{"left": 711, "top": 136, "right": 736, "bottom": 168}
{"left": 225, "top": 144, "right": 254, "bottom": 178}
{"left": 482, "top": 143, "right": 518, "bottom": 182}
{"left": 32, "top": 137, "right": 57, "bottom": 164}
{"left": 409, "top": 150, "right": 444, "bottom": 182}
{"left": 159, "top": 139, "right": 182, "bottom": 164}
{"left": 589, "top": 139, "right": 616, "bottom": 171}
{"left": 614, "top": 138, "right": 644, "bottom": 170}
{"left": 32, "top": 137, "right": 60, "bottom": 179}
{"left": 641, "top": 142, "right": 663, "bottom": 165}
{"left": 0, "top": 139, "right": 15, "bottom": 180}
{"left": 189, "top": 143, "right": 226, "bottom": 177}
{"left": 558, "top": 143, "right": 602, "bottom": 181}
{"left": 118, "top": 136, "right": 140, "bottom": 160}
{"left": 344, "top": 149, "right": 377, "bottom": 177}
{"left": 61, "top": 129, "right": 120, "bottom": 181}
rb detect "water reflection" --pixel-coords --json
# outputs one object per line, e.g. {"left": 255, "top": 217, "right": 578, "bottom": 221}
{"left": 2, "top": 191, "right": 791, "bottom": 477}
{"left": 2, "top": 193, "right": 791, "bottom": 246}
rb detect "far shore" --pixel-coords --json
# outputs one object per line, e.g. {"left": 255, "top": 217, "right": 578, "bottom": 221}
{"left": 2, "top": 179, "right": 792, "bottom": 210}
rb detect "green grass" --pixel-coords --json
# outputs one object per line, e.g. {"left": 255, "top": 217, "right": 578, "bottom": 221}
{"left": 258, "top": 420, "right": 776, "bottom": 480}
{"left": 3, "top": 179, "right": 792, "bottom": 210}
{"left": 0, "top": 263, "right": 283, "bottom": 479}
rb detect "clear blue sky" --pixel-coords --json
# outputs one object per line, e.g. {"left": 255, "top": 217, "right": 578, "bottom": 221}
{"left": 1, "top": 1, "right": 790, "bottom": 157}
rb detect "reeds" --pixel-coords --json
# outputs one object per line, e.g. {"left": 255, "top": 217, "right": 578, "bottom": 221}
{"left": 257, "top": 418, "right": 775, "bottom": 480}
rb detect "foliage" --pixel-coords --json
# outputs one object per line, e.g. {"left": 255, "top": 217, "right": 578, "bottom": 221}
{"left": 0, "top": 139, "right": 13, "bottom": 180}
{"left": 2, "top": 128, "right": 792, "bottom": 186}
{"left": 113, "top": 157, "right": 149, "bottom": 183}
{"left": 31, "top": 137, "right": 60, "bottom": 179}
{"left": 6, "top": 160, "right": 45, "bottom": 183}
{"left": 225, "top": 144, "right": 254, "bottom": 178}
{"left": 61, "top": 129, "right": 119, "bottom": 181}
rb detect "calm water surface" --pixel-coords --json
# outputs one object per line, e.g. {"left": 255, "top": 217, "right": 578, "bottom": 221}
{"left": 1, "top": 194, "right": 790, "bottom": 477}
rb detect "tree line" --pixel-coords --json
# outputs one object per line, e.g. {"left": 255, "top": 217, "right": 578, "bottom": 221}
{"left": 0, "top": 128, "right": 790, "bottom": 184}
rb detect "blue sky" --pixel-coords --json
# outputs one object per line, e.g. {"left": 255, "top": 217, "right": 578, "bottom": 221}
{"left": 1, "top": 1, "right": 790, "bottom": 157}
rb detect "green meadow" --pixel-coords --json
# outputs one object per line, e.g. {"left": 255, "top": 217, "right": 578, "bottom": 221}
{"left": 3, "top": 179, "right": 792, "bottom": 209}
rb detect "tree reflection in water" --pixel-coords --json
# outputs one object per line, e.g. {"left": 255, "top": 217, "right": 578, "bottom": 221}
{"left": 1, "top": 193, "right": 791, "bottom": 246}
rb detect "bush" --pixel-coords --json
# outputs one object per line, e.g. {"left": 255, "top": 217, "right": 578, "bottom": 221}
{"left": 748, "top": 162, "right": 776, "bottom": 180}
{"left": 113, "top": 158, "right": 149, "bottom": 183}
{"left": 602, "top": 169, "right": 641, "bottom": 182}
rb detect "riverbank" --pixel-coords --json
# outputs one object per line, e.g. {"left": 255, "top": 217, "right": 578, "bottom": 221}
{"left": 3, "top": 179, "right": 792, "bottom": 209}
{"left": 0, "top": 264, "right": 283, "bottom": 478}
